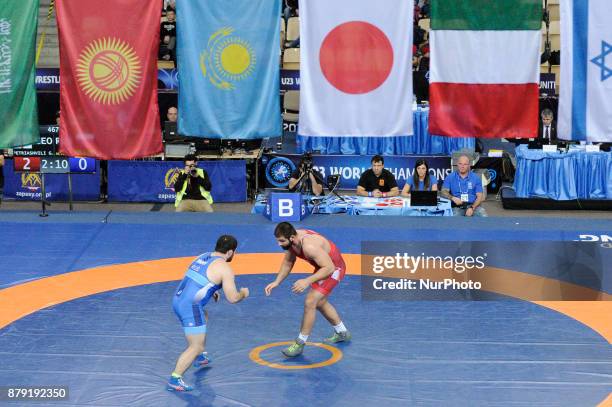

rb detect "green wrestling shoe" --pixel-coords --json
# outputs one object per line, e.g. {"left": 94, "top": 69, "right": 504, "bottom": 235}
{"left": 282, "top": 339, "right": 305, "bottom": 357}
{"left": 323, "top": 330, "right": 351, "bottom": 344}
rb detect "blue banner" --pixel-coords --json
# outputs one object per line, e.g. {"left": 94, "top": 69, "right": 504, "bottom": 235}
{"left": 177, "top": 0, "right": 281, "bottom": 139}
{"left": 280, "top": 69, "right": 300, "bottom": 91}
{"left": 35, "top": 68, "right": 179, "bottom": 91}
{"left": 261, "top": 154, "right": 451, "bottom": 190}
{"left": 2, "top": 158, "right": 100, "bottom": 201}
{"left": 107, "top": 160, "right": 247, "bottom": 203}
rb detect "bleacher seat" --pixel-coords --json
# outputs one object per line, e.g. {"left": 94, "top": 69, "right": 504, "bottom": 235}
{"left": 418, "top": 18, "right": 430, "bottom": 32}
{"left": 282, "top": 48, "right": 300, "bottom": 70}
{"left": 548, "top": 4, "right": 560, "bottom": 21}
{"left": 282, "top": 90, "right": 299, "bottom": 123}
{"left": 157, "top": 60, "right": 175, "bottom": 69}
{"left": 541, "top": 33, "right": 560, "bottom": 51}
{"left": 285, "top": 16, "right": 299, "bottom": 48}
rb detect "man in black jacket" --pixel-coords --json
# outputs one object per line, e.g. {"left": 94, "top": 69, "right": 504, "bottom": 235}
{"left": 538, "top": 108, "right": 557, "bottom": 142}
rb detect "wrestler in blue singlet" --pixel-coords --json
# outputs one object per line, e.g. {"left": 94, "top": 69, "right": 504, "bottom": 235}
{"left": 172, "top": 252, "right": 222, "bottom": 335}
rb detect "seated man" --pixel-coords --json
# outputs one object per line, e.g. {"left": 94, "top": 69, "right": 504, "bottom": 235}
{"left": 288, "top": 158, "right": 323, "bottom": 196}
{"left": 441, "top": 154, "right": 487, "bottom": 217}
{"left": 538, "top": 108, "right": 557, "bottom": 142}
{"left": 174, "top": 154, "right": 213, "bottom": 212}
{"left": 356, "top": 155, "right": 399, "bottom": 198}
{"left": 166, "top": 106, "right": 178, "bottom": 122}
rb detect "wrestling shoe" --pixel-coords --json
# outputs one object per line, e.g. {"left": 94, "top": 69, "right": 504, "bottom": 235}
{"left": 282, "top": 339, "right": 305, "bottom": 357}
{"left": 323, "top": 330, "right": 351, "bottom": 344}
{"left": 166, "top": 376, "right": 193, "bottom": 392}
{"left": 193, "top": 352, "right": 212, "bottom": 368}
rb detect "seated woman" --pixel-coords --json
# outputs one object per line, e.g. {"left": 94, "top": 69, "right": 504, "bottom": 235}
{"left": 401, "top": 159, "right": 438, "bottom": 196}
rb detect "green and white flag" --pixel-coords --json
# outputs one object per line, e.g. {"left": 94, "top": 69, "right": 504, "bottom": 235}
{"left": 0, "top": 0, "right": 39, "bottom": 148}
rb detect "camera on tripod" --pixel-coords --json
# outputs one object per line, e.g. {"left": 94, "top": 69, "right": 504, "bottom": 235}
{"left": 299, "top": 152, "right": 314, "bottom": 172}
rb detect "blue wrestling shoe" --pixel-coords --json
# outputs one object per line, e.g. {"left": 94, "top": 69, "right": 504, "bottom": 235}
{"left": 166, "top": 376, "right": 193, "bottom": 392}
{"left": 193, "top": 352, "right": 212, "bottom": 368}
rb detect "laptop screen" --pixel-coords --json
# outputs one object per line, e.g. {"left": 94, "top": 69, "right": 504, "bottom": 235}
{"left": 411, "top": 190, "right": 438, "bottom": 206}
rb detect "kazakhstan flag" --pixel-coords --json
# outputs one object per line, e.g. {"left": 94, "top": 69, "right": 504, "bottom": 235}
{"left": 177, "top": 0, "right": 281, "bottom": 139}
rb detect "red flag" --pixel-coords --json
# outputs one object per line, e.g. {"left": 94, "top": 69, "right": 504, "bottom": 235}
{"left": 56, "top": 0, "right": 162, "bottom": 160}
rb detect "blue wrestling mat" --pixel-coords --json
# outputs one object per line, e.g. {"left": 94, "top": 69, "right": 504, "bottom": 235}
{"left": 0, "top": 212, "right": 610, "bottom": 406}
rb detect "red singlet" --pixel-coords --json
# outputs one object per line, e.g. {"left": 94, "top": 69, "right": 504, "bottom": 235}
{"left": 290, "top": 230, "right": 346, "bottom": 295}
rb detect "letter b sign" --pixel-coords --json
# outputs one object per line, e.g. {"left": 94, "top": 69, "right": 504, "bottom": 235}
{"left": 268, "top": 192, "right": 309, "bottom": 221}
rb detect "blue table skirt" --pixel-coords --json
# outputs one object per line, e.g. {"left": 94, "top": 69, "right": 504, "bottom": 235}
{"left": 513, "top": 145, "right": 612, "bottom": 200}
{"left": 297, "top": 109, "right": 475, "bottom": 155}
{"left": 252, "top": 194, "right": 453, "bottom": 217}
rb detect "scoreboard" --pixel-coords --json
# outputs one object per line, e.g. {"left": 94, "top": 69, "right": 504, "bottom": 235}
{"left": 12, "top": 126, "right": 60, "bottom": 157}
{"left": 13, "top": 156, "right": 96, "bottom": 174}
{"left": 11, "top": 126, "right": 96, "bottom": 174}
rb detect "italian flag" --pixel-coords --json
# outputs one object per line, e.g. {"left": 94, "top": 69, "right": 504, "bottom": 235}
{"left": 429, "top": 0, "right": 541, "bottom": 138}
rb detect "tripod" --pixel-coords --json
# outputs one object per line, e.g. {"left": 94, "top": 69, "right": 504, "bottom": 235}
{"left": 290, "top": 165, "right": 346, "bottom": 202}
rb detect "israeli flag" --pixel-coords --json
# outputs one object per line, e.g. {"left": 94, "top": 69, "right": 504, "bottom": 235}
{"left": 176, "top": 0, "right": 281, "bottom": 139}
{"left": 558, "top": 0, "right": 612, "bottom": 142}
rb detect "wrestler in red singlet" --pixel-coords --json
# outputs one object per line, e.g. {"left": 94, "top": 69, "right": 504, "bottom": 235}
{"left": 289, "top": 229, "right": 346, "bottom": 295}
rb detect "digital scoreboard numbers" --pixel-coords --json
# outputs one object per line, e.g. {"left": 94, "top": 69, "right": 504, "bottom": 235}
{"left": 13, "top": 156, "right": 41, "bottom": 172}
{"left": 13, "top": 156, "right": 96, "bottom": 174}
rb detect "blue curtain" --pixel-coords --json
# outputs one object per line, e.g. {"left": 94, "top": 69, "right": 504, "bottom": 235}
{"left": 297, "top": 110, "right": 475, "bottom": 155}
{"left": 513, "top": 146, "right": 612, "bottom": 200}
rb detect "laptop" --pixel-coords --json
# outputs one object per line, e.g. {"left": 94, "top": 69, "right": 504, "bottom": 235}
{"left": 163, "top": 121, "right": 183, "bottom": 142}
{"left": 411, "top": 190, "right": 438, "bottom": 206}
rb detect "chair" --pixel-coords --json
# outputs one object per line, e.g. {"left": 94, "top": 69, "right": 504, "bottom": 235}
{"left": 548, "top": 4, "right": 560, "bottom": 21}
{"left": 282, "top": 90, "right": 299, "bottom": 123}
{"left": 418, "top": 18, "right": 430, "bottom": 32}
{"left": 285, "top": 16, "right": 299, "bottom": 48}
{"left": 282, "top": 48, "right": 300, "bottom": 70}
{"left": 541, "top": 33, "right": 560, "bottom": 51}
{"left": 157, "top": 60, "right": 175, "bottom": 69}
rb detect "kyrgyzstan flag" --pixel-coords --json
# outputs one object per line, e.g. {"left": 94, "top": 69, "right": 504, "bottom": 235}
{"left": 298, "top": 0, "right": 414, "bottom": 138}
{"left": 56, "top": 0, "right": 162, "bottom": 159}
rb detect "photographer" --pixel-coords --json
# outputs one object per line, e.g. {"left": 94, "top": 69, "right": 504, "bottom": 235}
{"left": 174, "top": 154, "right": 213, "bottom": 212}
{"left": 288, "top": 155, "right": 323, "bottom": 196}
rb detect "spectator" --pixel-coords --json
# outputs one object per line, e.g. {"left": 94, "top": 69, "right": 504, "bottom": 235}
{"left": 420, "top": 0, "right": 430, "bottom": 18}
{"left": 167, "top": 106, "right": 178, "bottom": 122}
{"left": 163, "top": 0, "right": 175, "bottom": 13}
{"left": 413, "top": 25, "right": 425, "bottom": 46}
{"left": 356, "top": 155, "right": 399, "bottom": 198}
{"left": 401, "top": 159, "right": 438, "bottom": 196}
{"left": 160, "top": 10, "right": 176, "bottom": 62}
{"left": 174, "top": 154, "right": 213, "bottom": 212}
{"left": 441, "top": 154, "right": 487, "bottom": 217}
{"left": 283, "top": 0, "right": 299, "bottom": 21}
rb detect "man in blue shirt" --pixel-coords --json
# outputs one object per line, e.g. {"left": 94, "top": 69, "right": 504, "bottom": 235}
{"left": 441, "top": 154, "right": 487, "bottom": 217}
